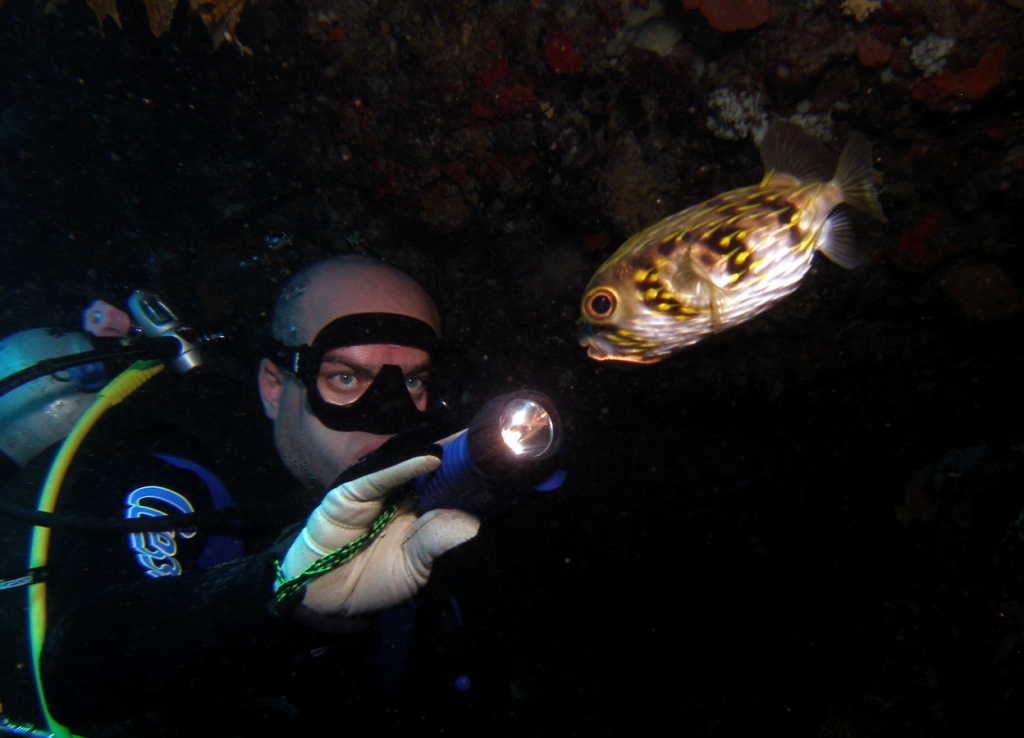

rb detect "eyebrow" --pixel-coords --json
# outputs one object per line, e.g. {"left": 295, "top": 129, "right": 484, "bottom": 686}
{"left": 320, "top": 356, "right": 432, "bottom": 377}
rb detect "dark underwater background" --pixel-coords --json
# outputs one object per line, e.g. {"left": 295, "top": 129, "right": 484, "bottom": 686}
{"left": 1, "top": 0, "right": 1023, "bottom": 735}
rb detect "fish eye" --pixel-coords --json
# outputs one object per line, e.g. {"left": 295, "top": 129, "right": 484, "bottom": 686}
{"left": 584, "top": 290, "right": 617, "bottom": 321}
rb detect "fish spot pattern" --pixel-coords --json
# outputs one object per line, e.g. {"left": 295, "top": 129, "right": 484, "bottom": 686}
{"left": 632, "top": 257, "right": 703, "bottom": 321}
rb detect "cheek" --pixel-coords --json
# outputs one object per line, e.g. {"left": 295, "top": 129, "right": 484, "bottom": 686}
{"left": 282, "top": 387, "right": 350, "bottom": 461}
{"left": 306, "top": 422, "right": 384, "bottom": 473}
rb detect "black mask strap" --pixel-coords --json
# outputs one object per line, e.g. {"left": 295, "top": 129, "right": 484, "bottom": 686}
{"left": 269, "top": 313, "right": 440, "bottom": 386}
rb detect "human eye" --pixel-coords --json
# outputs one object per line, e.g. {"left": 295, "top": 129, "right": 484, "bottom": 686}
{"left": 405, "top": 374, "right": 430, "bottom": 409}
{"left": 327, "top": 371, "right": 358, "bottom": 390}
{"left": 318, "top": 368, "right": 366, "bottom": 404}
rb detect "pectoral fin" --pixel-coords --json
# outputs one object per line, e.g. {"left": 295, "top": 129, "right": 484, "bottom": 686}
{"left": 667, "top": 248, "right": 730, "bottom": 331}
{"left": 817, "top": 208, "right": 871, "bottom": 269}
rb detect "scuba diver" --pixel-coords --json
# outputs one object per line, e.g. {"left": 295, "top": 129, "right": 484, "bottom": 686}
{"left": 0, "top": 255, "right": 483, "bottom": 736}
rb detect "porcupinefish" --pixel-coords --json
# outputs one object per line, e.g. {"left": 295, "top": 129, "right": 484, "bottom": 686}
{"left": 579, "top": 121, "right": 886, "bottom": 363}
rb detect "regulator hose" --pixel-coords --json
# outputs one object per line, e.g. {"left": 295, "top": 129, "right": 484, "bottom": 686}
{"left": 27, "top": 360, "right": 164, "bottom": 738}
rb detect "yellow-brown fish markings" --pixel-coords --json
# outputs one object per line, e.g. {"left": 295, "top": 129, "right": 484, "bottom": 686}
{"left": 579, "top": 121, "right": 886, "bottom": 363}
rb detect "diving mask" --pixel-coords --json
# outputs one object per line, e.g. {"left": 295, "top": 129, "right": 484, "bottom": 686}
{"left": 269, "top": 312, "right": 441, "bottom": 435}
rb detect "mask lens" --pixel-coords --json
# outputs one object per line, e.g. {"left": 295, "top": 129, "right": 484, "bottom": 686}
{"left": 315, "top": 350, "right": 429, "bottom": 409}
{"left": 317, "top": 362, "right": 369, "bottom": 408}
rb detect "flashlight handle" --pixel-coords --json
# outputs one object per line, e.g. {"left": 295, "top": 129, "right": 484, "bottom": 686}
{"left": 415, "top": 435, "right": 567, "bottom": 514}
{"left": 415, "top": 432, "right": 498, "bottom": 514}
{"left": 415, "top": 390, "right": 566, "bottom": 514}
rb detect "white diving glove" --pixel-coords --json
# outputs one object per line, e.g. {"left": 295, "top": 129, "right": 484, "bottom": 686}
{"left": 279, "top": 453, "right": 479, "bottom": 622}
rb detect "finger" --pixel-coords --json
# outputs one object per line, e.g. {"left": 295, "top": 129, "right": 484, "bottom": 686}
{"left": 289, "top": 455, "right": 442, "bottom": 572}
{"left": 333, "top": 454, "right": 442, "bottom": 504}
{"left": 314, "top": 454, "right": 441, "bottom": 535}
{"left": 435, "top": 428, "right": 468, "bottom": 447}
{"left": 401, "top": 509, "right": 480, "bottom": 583}
{"left": 340, "top": 509, "right": 479, "bottom": 616}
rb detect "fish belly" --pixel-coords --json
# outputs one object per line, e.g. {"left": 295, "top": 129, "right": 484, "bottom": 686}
{"left": 715, "top": 233, "right": 817, "bottom": 330}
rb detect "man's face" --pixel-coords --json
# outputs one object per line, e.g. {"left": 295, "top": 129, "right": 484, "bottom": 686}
{"left": 263, "top": 342, "right": 432, "bottom": 489}
{"left": 260, "top": 258, "right": 442, "bottom": 490}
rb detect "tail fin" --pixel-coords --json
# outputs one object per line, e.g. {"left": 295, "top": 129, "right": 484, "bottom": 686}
{"left": 833, "top": 133, "right": 887, "bottom": 223}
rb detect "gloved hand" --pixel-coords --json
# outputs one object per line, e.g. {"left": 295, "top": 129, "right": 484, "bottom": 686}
{"left": 279, "top": 453, "right": 479, "bottom": 620}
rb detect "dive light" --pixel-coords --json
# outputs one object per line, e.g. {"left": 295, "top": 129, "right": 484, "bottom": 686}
{"left": 416, "top": 390, "right": 565, "bottom": 514}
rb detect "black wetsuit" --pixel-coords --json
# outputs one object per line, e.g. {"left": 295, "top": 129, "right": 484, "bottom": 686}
{"left": 0, "top": 389, "right": 385, "bottom": 737}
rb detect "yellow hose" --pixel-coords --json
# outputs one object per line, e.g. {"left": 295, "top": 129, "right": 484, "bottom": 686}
{"left": 27, "top": 360, "right": 164, "bottom": 738}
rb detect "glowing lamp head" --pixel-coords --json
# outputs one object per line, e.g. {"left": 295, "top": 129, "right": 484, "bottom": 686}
{"left": 498, "top": 397, "right": 556, "bottom": 458}
{"left": 464, "top": 390, "right": 562, "bottom": 478}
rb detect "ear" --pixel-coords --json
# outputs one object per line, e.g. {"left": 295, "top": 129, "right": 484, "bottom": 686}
{"left": 258, "top": 358, "right": 285, "bottom": 419}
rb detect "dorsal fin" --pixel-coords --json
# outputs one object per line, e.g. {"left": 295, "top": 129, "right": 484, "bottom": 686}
{"left": 760, "top": 121, "right": 834, "bottom": 184}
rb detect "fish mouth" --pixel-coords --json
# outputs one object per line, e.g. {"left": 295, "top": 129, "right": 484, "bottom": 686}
{"left": 577, "top": 319, "right": 608, "bottom": 358}
{"left": 588, "top": 346, "right": 661, "bottom": 364}
{"left": 579, "top": 323, "right": 647, "bottom": 363}
{"left": 577, "top": 317, "right": 597, "bottom": 341}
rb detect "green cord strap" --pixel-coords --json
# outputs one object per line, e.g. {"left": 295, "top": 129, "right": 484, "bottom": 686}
{"left": 273, "top": 502, "right": 400, "bottom": 609}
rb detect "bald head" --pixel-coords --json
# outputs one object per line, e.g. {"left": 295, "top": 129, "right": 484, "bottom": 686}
{"left": 272, "top": 256, "right": 440, "bottom": 346}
